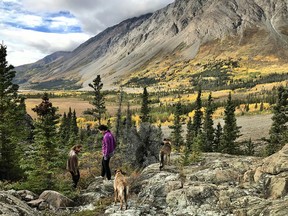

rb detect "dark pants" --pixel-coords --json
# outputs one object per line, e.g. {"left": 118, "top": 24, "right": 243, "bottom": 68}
{"left": 70, "top": 170, "right": 80, "bottom": 188}
{"left": 101, "top": 157, "right": 111, "bottom": 180}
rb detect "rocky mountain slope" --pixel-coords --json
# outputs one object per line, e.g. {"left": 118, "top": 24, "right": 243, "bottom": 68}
{"left": 14, "top": 0, "right": 288, "bottom": 90}
{"left": 2, "top": 143, "right": 288, "bottom": 215}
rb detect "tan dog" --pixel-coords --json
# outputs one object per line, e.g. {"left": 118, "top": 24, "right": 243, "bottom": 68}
{"left": 159, "top": 139, "right": 172, "bottom": 170}
{"left": 114, "top": 169, "right": 129, "bottom": 210}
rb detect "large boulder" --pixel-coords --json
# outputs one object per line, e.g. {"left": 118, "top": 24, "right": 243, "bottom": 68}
{"left": 253, "top": 144, "right": 288, "bottom": 199}
{"left": 0, "top": 191, "right": 37, "bottom": 216}
{"left": 261, "top": 144, "right": 288, "bottom": 175}
{"left": 79, "top": 176, "right": 114, "bottom": 205}
{"left": 28, "top": 190, "right": 75, "bottom": 210}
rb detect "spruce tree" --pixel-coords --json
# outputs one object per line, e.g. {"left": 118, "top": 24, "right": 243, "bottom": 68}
{"left": 185, "top": 117, "right": 194, "bottom": 151}
{"left": 192, "top": 87, "right": 203, "bottom": 136}
{"left": 59, "top": 108, "right": 78, "bottom": 148}
{"left": 214, "top": 122, "right": 222, "bottom": 152}
{"left": 245, "top": 103, "right": 250, "bottom": 112}
{"left": 68, "top": 109, "right": 79, "bottom": 146}
{"left": 266, "top": 86, "right": 288, "bottom": 155}
{"left": 190, "top": 132, "right": 203, "bottom": 162}
{"left": 134, "top": 122, "right": 162, "bottom": 168}
{"left": 89, "top": 75, "right": 106, "bottom": 124}
{"left": 59, "top": 112, "right": 68, "bottom": 143}
{"left": 70, "top": 109, "right": 78, "bottom": 136}
{"left": 115, "top": 89, "right": 124, "bottom": 144}
{"left": 122, "top": 102, "right": 139, "bottom": 165}
{"left": 220, "top": 92, "right": 241, "bottom": 154}
{"left": 140, "top": 87, "right": 150, "bottom": 123}
{"left": 0, "top": 44, "right": 28, "bottom": 180}
{"left": 202, "top": 92, "right": 214, "bottom": 152}
{"left": 122, "top": 102, "right": 133, "bottom": 146}
{"left": 260, "top": 102, "right": 264, "bottom": 111}
{"left": 182, "top": 117, "right": 193, "bottom": 165}
{"left": 60, "top": 111, "right": 69, "bottom": 145}
{"left": 23, "top": 93, "right": 60, "bottom": 192}
{"left": 170, "top": 101, "right": 184, "bottom": 151}
{"left": 245, "top": 138, "right": 255, "bottom": 156}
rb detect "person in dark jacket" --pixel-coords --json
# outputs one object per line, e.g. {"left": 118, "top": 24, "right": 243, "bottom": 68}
{"left": 98, "top": 125, "right": 116, "bottom": 180}
{"left": 67, "top": 144, "right": 82, "bottom": 188}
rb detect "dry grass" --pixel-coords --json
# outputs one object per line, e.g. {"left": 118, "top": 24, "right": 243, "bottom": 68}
{"left": 26, "top": 98, "right": 94, "bottom": 119}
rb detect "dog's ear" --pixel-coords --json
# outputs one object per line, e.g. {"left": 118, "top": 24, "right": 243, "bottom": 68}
{"left": 114, "top": 169, "right": 117, "bottom": 174}
{"left": 121, "top": 170, "right": 127, "bottom": 175}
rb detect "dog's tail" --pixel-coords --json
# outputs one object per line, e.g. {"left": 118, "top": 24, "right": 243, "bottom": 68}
{"left": 159, "top": 151, "right": 164, "bottom": 170}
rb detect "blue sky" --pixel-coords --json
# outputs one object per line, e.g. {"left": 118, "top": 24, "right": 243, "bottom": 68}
{"left": 0, "top": 0, "right": 174, "bottom": 66}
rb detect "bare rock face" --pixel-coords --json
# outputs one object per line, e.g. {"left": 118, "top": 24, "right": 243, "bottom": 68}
{"left": 15, "top": 0, "right": 288, "bottom": 90}
{"left": 79, "top": 176, "right": 114, "bottom": 205}
{"left": 261, "top": 144, "right": 288, "bottom": 175}
{"left": 3, "top": 145, "right": 288, "bottom": 215}
{"left": 251, "top": 144, "right": 288, "bottom": 200}
{"left": 81, "top": 145, "right": 288, "bottom": 215}
{"left": 66, "top": 148, "right": 280, "bottom": 216}
{"left": 0, "top": 191, "right": 37, "bottom": 216}
{"left": 16, "top": 189, "right": 38, "bottom": 202}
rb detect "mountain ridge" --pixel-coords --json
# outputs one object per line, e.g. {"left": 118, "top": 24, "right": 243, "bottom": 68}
{"left": 14, "top": 0, "right": 288, "bottom": 90}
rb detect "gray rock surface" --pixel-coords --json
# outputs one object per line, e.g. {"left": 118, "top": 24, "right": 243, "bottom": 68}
{"left": 2, "top": 144, "right": 288, "bottom": 215}
{"left": 73, "top": 144, "right": 288, "bottom": 215}
{"left": 0, "top": 191, "right": 37, "bottom": 216}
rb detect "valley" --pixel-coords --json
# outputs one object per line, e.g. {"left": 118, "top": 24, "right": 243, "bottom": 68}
{"left": 25, "top": 94, "right": 273, "bottom": 142}
{"left": 162, "top": 113, "right": 273, "bottom": 142}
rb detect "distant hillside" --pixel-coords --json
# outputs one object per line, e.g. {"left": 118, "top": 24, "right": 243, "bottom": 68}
{"left": 14, "top": 0, "right": 288, "bottom": 90}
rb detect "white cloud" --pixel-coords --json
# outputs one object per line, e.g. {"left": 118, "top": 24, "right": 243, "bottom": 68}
{"left": 2, "top": 25, "right": 90, "bottom": 65}
{"left": 49, "top": 16, "right": 80, "bottom": 31}
{"left": 0, "top": 0, "right": 174, "bottom": 66}
{"left": 17, "top": 14, "right": 43, "bottom": 27}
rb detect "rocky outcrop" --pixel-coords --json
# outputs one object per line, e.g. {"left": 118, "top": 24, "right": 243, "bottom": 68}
{"left": 0, "top": 190, "right": 75, "bottom": 215}
{"left": 245, "top": 144, "right": 288, "bottom": 200}
{"left": 87, "top": 145, "right": 288, "bottom": 215}
{"left": 0, "top": 191, "right": 37, "bottom": 216}
{"left": 2, "top": 144, "right": 288, "bottom": 215}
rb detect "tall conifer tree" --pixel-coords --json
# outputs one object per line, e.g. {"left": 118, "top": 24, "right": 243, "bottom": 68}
{"left": 170, "top": 101, "right": 184, "bottom": 151}
{"left": 220, "top": 92, "right": 241, "bottom": 154}
{"left": 186, "top": 117, "right": 194, "bottom": 151}
{"left": 202, "top": 92, "right": 215, "bottom": 152}
{"left": 115, "top": 89, "right": 124, "bottom": 144}
{"left": 181, "top": 117, "right": 193, "bottom": 165}
{"left": 59, "top": 112, "right": 68, "bottom": 142}
{"left": 0, "top": 44, "right": 28, "bottom": 180}
{"left": 192, "top": 87, "right": 203, "bottom": 136}
{"left": 266, "top": 86, "right": 288, "bottom": 155}
{"left": 89, "top": 75, "right": 106, "bottom": 125}
{"left": 23, "top": 93, "right": 60, "bottom": 192}
{"left": 122, "top": 102, "right": 132, "bottom": 146}
{"left": 59, "top": 108, "right": 79, "bottom": 148}
{"left": 140, "top": 87, "right": 150, "bottom": 123}
{"left": 71, "top": 109, "right": 78, "bottom": 135}
{"left": 214, "top": 122, "right": 222, "bottom": 152}
{"left": 68, "top": 109, "right": 79, "bottom": 145}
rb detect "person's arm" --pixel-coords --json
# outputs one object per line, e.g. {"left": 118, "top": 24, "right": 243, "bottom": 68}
{"left": 102, "top": 135, "right": 108, "bottom": 159}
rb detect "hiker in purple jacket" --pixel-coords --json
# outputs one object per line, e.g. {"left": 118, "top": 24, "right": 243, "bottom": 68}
{"left": 98, "top": 125, "right": 116, "bottom": 180}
